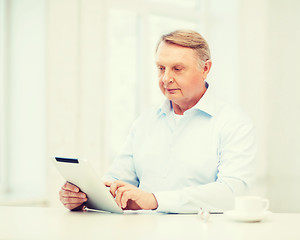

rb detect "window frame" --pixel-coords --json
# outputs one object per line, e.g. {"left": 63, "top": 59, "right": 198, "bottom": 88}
{"left": 0, "top": 0, "right": 8, "bottom": 194}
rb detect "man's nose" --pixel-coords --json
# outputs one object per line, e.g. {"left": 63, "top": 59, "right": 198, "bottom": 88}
{"left": 162, "top": 70, "right": 172, "bottom": 84}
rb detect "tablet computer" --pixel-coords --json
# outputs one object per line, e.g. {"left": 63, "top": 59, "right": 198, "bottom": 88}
{"left": 53, "top": 157, "right": 123, "bottom": 214}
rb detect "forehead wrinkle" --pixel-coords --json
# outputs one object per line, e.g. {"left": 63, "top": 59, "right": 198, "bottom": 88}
{"left": 156, "top": 61, "right": 186, "bottom": 67}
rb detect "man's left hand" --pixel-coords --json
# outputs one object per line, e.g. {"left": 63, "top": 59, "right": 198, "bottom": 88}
{"left": 104, "top": 180, "right": 158, "bottom": 210}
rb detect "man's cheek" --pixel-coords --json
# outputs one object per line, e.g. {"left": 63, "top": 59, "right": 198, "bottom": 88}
{"left": 159, "top": 82, "right": 165, "bottom": 94}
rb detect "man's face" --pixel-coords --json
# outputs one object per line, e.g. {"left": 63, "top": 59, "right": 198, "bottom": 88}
{"left": 155, "top": 41, "right": 210, "bottom": 106}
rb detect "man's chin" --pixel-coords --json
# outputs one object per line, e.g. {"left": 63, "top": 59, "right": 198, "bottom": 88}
{"left": 165, "top": 93, "right": 179, "bottom": 101}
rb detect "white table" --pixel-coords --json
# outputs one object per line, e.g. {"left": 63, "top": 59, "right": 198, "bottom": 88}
{"left": 0, "top": 206, "right": 299, "bottom": 240}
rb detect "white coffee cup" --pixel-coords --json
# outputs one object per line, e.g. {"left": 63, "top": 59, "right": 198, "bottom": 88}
{"left": 235, "top": 196, "right": 269, "bottom": 214}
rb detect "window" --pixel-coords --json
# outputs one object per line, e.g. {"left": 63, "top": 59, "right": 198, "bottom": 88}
{"left": 105, "top": 0, "right": 239, "bottom": 163}
{"left": 0, "top": 0, "right": 46, "bottom": 203}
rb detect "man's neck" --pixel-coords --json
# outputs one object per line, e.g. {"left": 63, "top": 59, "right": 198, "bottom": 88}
{"left": 172, "top": 88, "right": 207, "bottom": 115}
{"left": 172, "top": 101, "right": 198, "bottom": 115}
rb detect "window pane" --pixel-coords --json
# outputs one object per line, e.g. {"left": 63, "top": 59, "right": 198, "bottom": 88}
{"left": 106, "top": 9, "right": 138, "bottom": 160}
{"left": 7, "top": 0, "right": 46, "bottom": 196}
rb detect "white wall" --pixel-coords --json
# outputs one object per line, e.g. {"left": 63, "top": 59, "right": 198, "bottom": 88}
{"left": 238, "top": 0, "right": 269, "bottom": 196}
{"left": 264, "top": 0, "right": 300, "bottom": 212}
{"left": 238, "top": 0, "right": 300, "bottom": 212}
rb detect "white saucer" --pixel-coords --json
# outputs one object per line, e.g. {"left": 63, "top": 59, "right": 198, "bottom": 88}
{"left": 224, "top": 210, "right": 272, "bottom": 222}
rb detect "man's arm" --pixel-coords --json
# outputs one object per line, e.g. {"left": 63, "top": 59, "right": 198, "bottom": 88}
{"left": 153, "top": 118, "right": 256, "bottom": 213}
{"left": 104, "top": 176, "right": 240, "bottom": 212}
{"left": 102, "top": 120, "right": 140, "bottom": 187}
{"left": 106, "top": 117, "right": 256, "bottom": 213}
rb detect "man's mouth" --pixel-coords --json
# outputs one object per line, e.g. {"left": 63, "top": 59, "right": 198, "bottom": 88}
{"left": 167, "top": 88, "right": 180, "bottom": 91}
{"left": 167, "top": 88, "right": 180, "bottom": 93}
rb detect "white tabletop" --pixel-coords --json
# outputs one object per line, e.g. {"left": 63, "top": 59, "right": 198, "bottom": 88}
{"left": 0, "top": 206, "right": 299, "bottom": 240}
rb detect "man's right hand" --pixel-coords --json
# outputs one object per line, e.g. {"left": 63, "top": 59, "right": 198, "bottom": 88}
{"left": 59, "top": 182, "right": 88, "bottom": 210}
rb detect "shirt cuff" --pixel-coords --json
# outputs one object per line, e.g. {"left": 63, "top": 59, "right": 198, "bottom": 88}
{"left": 152, "top": 191, "right": 183, "bottom": 213}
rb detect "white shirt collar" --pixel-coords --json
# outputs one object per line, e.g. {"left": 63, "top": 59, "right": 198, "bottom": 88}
{"left": 157, "top": 82, "right": 216, "bottom": 117}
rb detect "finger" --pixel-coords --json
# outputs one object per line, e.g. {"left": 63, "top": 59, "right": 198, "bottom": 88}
{"left": 60, "top": 189, "right": 86, "bottom": 198}
{"left": 121, "top": 190, "right": 131, "bottom": 209}
{"left": 115, "top": 187, "right": 129, "bottom": 207}
{"left": 125, "top": 199, "right": 141, "bottom": 210}
{"left": 64, "top": 203, "right": 83, "bottom": 210}
{"left": 110, "top": 180, "right": 126, "bottom": 198}
{"left": 62, "top": 182, "right": 80, "bottom": 192}
{"left": 60, "top": 196, "right": 88, "bottom": 205}
{"left": 104, "top": 181, "right": 112, "bottom": 187}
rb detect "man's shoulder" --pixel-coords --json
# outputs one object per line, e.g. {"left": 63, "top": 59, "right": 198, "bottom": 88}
{"left": 214, "top": 97, "right": 253, "bottom": 127}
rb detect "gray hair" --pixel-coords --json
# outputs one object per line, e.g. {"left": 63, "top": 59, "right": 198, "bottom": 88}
{"left": 156, "top": 29, "right": 211, "bottom": 68}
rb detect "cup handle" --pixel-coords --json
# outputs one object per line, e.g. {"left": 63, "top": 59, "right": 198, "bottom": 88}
{"left": 262, "top": 199, "right": 269, "bottom": 211}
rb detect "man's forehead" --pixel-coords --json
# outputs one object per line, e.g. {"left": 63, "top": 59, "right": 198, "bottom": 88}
{"left": 155, "top": 42, "right": 196, "bottom": 65}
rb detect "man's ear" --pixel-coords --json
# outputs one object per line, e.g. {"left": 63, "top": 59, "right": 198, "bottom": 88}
{"left": 203, "top": 60, "right": 212, "bottom": 79}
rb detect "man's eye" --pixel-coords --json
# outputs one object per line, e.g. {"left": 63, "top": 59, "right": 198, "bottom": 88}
{"left": 158, "top": 66, "right": 165, "bottom": 71}
{"left": 174, "top": 67, "right": 183, "bottom": 71}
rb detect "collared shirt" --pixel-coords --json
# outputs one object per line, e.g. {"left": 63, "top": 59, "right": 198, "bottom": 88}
{"left": 103, "top": 84, "right": 256, "bottom": 213}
